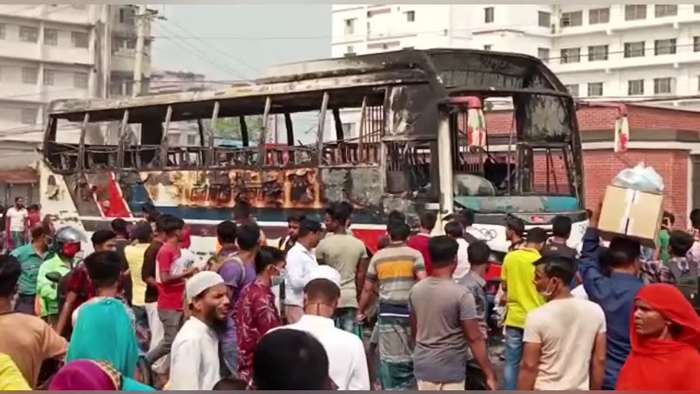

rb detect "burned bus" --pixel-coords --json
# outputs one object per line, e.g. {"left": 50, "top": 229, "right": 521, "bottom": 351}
{"left": 39, "top": 48, "right": 586, "bottom": 257}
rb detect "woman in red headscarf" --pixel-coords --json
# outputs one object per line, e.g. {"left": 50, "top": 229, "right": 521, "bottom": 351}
{"left": 616, "top": 284, "right": 700, "bottom": 391}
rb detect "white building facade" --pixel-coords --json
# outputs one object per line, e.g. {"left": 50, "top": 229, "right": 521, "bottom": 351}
{"left": 332, "top": 4, "right": 700, "bottom": 111}
{"left": 0, "top": 4, "right": 153, "bottom": 142}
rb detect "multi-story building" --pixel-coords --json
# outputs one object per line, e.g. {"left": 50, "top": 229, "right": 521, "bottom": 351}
{"left": 332, "top": 4, "right": 700, "bottom": 109}
{"left": 0, "top": 4, "right": 153, "bottom": 142}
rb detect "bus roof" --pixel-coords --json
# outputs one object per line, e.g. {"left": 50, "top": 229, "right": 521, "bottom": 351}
{"left": 48, "top": 48, "right": 569, "bottom": 123}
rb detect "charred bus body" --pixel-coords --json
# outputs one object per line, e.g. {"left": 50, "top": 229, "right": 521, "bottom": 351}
{"left": 39, "top": 48, "right": 585, "bottom": 257}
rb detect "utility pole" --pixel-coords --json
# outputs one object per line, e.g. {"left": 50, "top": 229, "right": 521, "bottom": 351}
{"left": 133, "top": 5, "right": 147, "bottom": 97}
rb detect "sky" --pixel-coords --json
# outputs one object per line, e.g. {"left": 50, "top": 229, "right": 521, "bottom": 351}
{"left": 151, "top": 4, "right": 332, "bottom": 82}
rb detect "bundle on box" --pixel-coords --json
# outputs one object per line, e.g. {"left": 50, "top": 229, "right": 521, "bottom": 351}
{"left": 597, "top": 163, "right": 665, "bottom": 248}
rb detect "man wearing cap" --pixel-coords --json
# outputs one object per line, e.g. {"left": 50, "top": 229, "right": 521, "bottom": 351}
{"left": 169, "top": 271, "right": 229, "bottom": 390}
{"left": 271, "top": 265, "right": 370, "bottom": 390}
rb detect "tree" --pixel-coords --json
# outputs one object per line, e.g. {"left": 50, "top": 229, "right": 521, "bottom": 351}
{"left": 209, "top": 116, "right": 264, "bottom": 145}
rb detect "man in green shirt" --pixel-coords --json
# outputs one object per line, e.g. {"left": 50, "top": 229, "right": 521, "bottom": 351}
{"left": 36, "top": 226, "right": 85, "bottom": 326}
{"left": 656, "top": 212, "right": 674, "bottom": 263}
{"left": 10, "top": 225, "right": 53, "bottom": 315}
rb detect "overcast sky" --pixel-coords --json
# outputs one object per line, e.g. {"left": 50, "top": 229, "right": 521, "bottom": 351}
{"left": 151, "top": 5, "right": 332, "bottom": 82}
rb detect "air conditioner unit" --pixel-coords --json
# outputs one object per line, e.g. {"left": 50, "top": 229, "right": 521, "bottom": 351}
{"left": 561, "top": 17, "right": 571, "bottom": 27}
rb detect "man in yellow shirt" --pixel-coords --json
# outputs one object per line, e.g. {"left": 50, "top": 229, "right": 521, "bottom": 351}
{"left": 500, "top": 227, "right": 547, "bottom": 391}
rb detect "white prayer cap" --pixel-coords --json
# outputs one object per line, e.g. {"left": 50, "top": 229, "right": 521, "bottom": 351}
{"left": 186, "top": 271, "right": 224, "bottom": 303}
{"left": 305, "top": 265, "right": 342, "bottom": 289}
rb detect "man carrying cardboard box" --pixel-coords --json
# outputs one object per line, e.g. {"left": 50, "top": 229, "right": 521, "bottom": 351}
{"left": 579, "top": 204, "right": 644, "bottom": 391}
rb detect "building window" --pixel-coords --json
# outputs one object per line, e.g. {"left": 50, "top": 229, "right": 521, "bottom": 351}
{"left": 654, "top": 5, "right": 677, "bottom": 18}
{"left": 345, "top": 45, "right": 355, "bottom": 57}
{"left": 588, "top": 82, "right": 604, "bottom": 97}
{"left": 538, "top": 11, "right": 551, "bottom": 27}
{"left": 43, "top": 70, "right": 54, "bottom": 86}
{"left": 624, "top": 41, "right": 645, "bottom": 57}
{"left": 74, "top": 72, "right": 88, "bottom": 89}
{"left": 0, "top": 24, "right": 6, "bottom": 40}
{"left": 625, "top": 5, "right": 647, "bottom": 21}
{"left": 19, "top": 26, "right": 39, "bottom": 43}
{"left": 588, "top": 45, "right": 609, "bottom": 61}
{"left": 653, "top": 77, "right": 673, "bottom": 95}
{"left": 565, "top": 84, "right": 579, "bottom": 97}
{"left": 484, "top": 45, "right": 492, "bottom": 51}
{"left": 405, "top": 11, "right": 415, "bottom": 22}
{"left": 168, "top": 134, "right": 180, "bottom": 146}
{"left": 695, "top": 37, "right": 700, "bottom": 52}
{"left": 696, "top": 5, "right": 700, "bottom": 13}
{"left": 628, "top": 79, "right": 644, "bottom": 95}
{"left": 20, "top": 108, "right": 38, "bottom": 125}
{"left": 654, "top": 38, "right": 677, "bottom": 55}
{"left": 589, "top": 8, "right": 610, "bottom": 24}
{"left": 344, "top": 18, "right": 356, "bottom": 35}
{"left": 186, "top": 135, "right": 198, "bottom": 145}
{"left": 484, "top": 7, "right": 494, "bottom": 23}
{"left": 44, "top": 28, "right": 58, "bottom": 46}
{"left": 21, "top": 67, "right": 38, "bottom": 84}
{"left": 537, "top": 48, "right": 550, "bottom": 63}
{"left": 560, "top": 11, "right": 583, "bottom": 27}
{"left": 560, "top": 48, "right": 581, "bottom": 64}
{"left": 71, "top": 32, "right": 88, "bottom": 48}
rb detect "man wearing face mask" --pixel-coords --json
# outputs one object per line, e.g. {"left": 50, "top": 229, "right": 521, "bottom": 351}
{"left": 36, "top": 226, "right": 86, "bottom": 328}
{"left": 235, "top": 246, "right": 285, "bottom": 384}
{"left": 271, "top": 265, "right": 370, "bottom": 390}
{"left": 519, "top": 255, "right": 607, "bottom": 391}
{"left": 11, "top": 225, "right": 54, "bottom": 315}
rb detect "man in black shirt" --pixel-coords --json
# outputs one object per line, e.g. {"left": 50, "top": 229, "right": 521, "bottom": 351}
{"left": 141, "top": 216, "right": 166, "bottom": 374}
{"left": 540, "top": 215, "right": 577, "bottom": 259}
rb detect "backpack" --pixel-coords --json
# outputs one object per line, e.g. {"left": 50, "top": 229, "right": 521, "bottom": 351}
{"left": 463, "top": 231, "right": 479, "bottom": 244}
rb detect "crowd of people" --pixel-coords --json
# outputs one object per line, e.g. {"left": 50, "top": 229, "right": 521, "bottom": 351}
{"left": 0, "top": 196, "right": 699, "bottom": 391}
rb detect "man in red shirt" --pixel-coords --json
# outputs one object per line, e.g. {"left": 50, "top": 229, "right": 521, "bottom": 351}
{"left": 407, "top": 211, "right": 437, "bottom": 274}
{"left": 236, "top": 245, "right": 285, "bottom": 384}
{"left": 145, "top": 214, "right": 197, "bottom": 366}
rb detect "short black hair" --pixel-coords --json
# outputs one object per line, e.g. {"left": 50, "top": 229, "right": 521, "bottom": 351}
{"left": 216, "top": 221, "right": 237, "bottom": 244}
{"left": 212, "top": 378, "right": 248, "bottom": 391}
{"left": 525, "top": 227, "right": 548, "bottom": 244}
{"left": 233, "top": 200, "right": 252, "bottom": 221}
{"left": 132, "top": 222, "right": 152, "bottom": 243}
{"left": 387, "top": 210, "right": 406, "bottom": 223}
{"left": 287, "top": 213, "right": 305, "bottom": 223}
{"left": 387, "top": 220, "right": 410, "bottom": 242}
{"left": 534, "top": 255, "right": 576, "bottom": 286}
{"left": 84, "top": 250, "right": 123, "bottom": 289}
{"left": 551, "top": 215, "right": 572, "bottom": 239}
{"left": 669, "top": 230, "right": 694, "bottom": 257}
{"left": 467, "top": 241, "right": 491, "bottom": 266}
{"left": 253, "top": 329, "right": 330, "bottom": 390}
{"left": 110, "top": 218, "right": 129, "bottom": 237}
{"left": 607, "top": 236, "right": 641, "bottom": 268}
{"left": 91, "top": 229, "right": 116, "bottom": 247}
{"left": 691, "top": 209, "right": 700, "bottom": 229}
{"left": 159, "top": 215, "right": 185, "bottom": 236}
{"left": 254, "top": 245, "right": 286, "bottom": 275}
{"left": 419, "top": 211, "right": 437, "bottom": 231}
{"left": 461, "top": 208, "right": 475, "bottom": 227}
{"left": 30, "top": 224, "right": 50, "bottom": 241}
{"left": 325, "top": 202, "right": 351, "bottom": 226}
{"left": 428, "top": 236, "right": 459, "bottom": 268}
{"left": 505, "top": 216, "right": 525, "bottom": 236}
{"left": 28, "top": 204, "right": 39, "bottom": 211}
{"left": 14, "top": 197, "right": 22, "bottom": 203}
{"left": 237, "top": 222, "right": 261, "bottom": 251}
{"left": 444, "top": 221, "right": 464, "bottom": 238}
{"left": 0, "top": 255, "right": 21, "bottom": 297}
{"left": 298, "top": 219, "right": 322, "bottom": 237}
{"left": 304, "top": 278, "right": 340, "bottom": 303}
{"left": 339, "top": 201, "right": 354, "bottom": 215}
{"left": 663, "top": 211, "right": 676, "bottom": 226}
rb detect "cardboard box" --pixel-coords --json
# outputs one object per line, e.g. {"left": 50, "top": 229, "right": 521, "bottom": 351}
{"left": 597, "top": 185, "right": 664, "bottom": 248}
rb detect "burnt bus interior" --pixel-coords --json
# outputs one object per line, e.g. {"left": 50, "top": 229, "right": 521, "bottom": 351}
{"left": 42, "top": 48, "right": 582, "bottom": 208}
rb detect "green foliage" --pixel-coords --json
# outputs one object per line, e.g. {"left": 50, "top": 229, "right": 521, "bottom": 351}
{"left": 209, "top": 115, "right": 264, "bottom": 143}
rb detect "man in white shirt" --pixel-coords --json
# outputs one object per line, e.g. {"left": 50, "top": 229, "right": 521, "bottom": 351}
{"left": 284, "top": 218, "right": 322, "bottom": 324}
{"left": 518, "top": 255, "right": 606, "bottom": 391}
{"left": 5, "top": 197, "right": 28, "bottom": 251}
{"left": 169, "top": 271, "right": 230, "bottom": 390}
{"left": 272, "top": 265, "right": 370, "bottom": 390}
{"left": 445, "top": 221, "right": 471, "bottom": 279}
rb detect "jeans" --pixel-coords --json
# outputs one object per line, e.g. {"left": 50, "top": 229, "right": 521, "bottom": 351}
{"left": 145, "top": 302, "right": 167, "bottom": 373}
{"left": 14, "top": 294, "right": 35, "bottom": 315}
{"left": 145, "top": 309, "right": 183, "bottom": 366}
{"left": 9, "top": 231, "right": 25, "bottom": 251}
{"left": 503, "top": 326, "right": 524, "bottom": 391}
